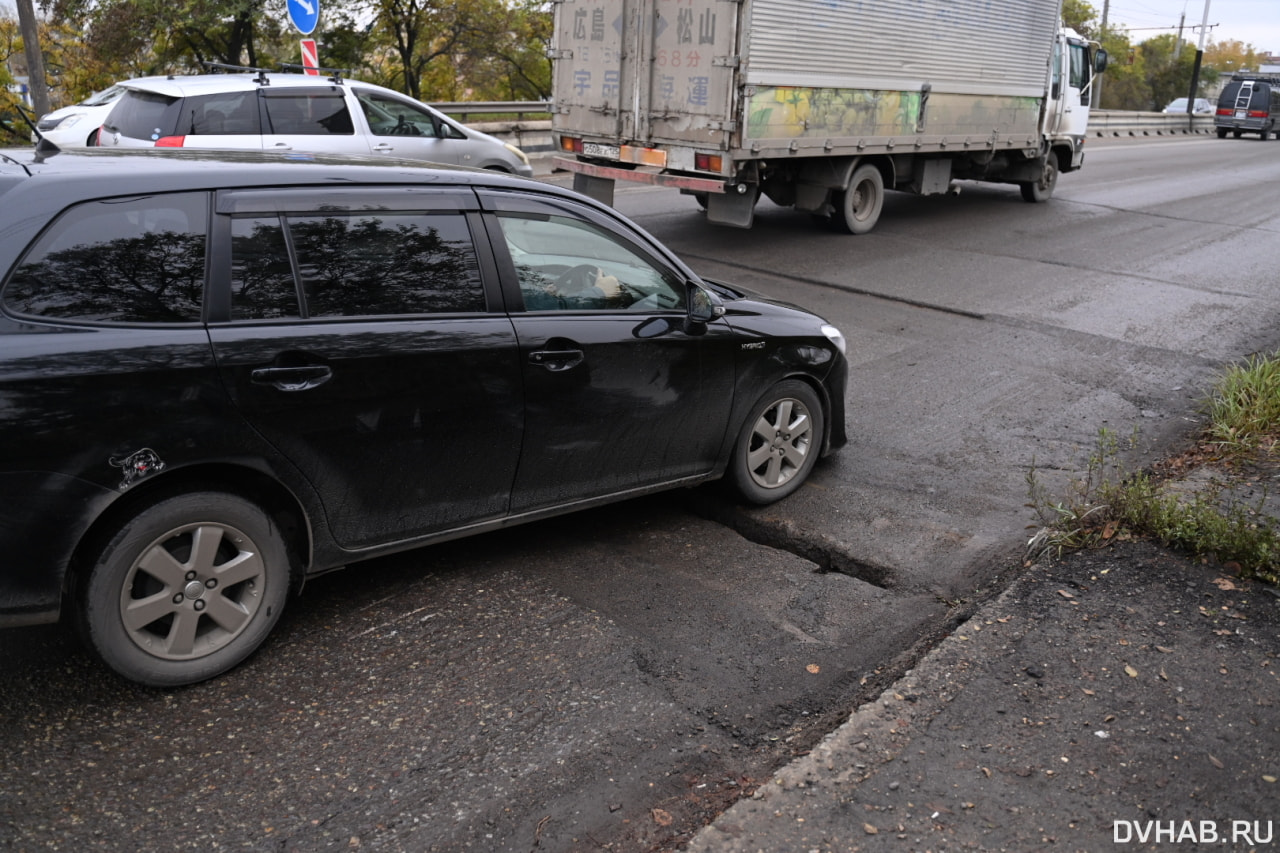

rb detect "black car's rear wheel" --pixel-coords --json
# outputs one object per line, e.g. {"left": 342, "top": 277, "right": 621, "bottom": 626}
{"left": 78, "top": 492, "right": 290, "bottom": 687}
{"left": 728, "top": 380, "right": 825, "bottom": 505}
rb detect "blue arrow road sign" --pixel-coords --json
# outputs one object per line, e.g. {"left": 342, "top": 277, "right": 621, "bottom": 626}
{"left": 288, "top": 0, "right": 319, "bottom": 35}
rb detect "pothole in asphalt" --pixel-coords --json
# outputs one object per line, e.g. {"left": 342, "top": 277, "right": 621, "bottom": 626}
{"left": 683, "top": 492, "right": 899, "bottom": 589}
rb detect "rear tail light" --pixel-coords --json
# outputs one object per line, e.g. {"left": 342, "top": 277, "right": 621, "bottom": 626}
{"left": 695, "top": 153, "right": 723, "bottom": 173}
{"left": 155, "top": 136, "right": 186, "bottom": 148}
{"left": 1216, "top": 108, "right": 1233, "bottom": 116}
{"left": 559, "top": 135, "right": 583, "bottom": 154}
{"left": 1248, "top": 110, "right": 1268, "bottom": 118}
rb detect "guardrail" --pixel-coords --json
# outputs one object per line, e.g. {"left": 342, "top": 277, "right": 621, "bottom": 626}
{"left": 434, "top": 101, "right": 552, "bottom": 120}
{"left": 458, "top": 105, "right": 1220, "bottom": 158}
{"left": 1089, "top": 110, "right": 1216, "bottom": 137}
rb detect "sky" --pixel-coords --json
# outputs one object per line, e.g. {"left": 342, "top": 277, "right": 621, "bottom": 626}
{"left": 1, "top": 1, "right": 1277, "bottom": 58}
{"left": 1101, "top": 0, "right": 1279, "bottom": 55}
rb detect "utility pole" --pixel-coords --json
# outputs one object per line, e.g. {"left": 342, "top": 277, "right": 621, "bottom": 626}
{"left": 1185, "top": 0, "right": 1211, "bottom": 117}
{"left": 15, "top": 0, "right": 50, "bottom": 116}
{"left": 1174, "top": 12, "right": 1185, "bottom": 60}
{"left": 1097, "top": 0, "right": 1110, "bottom": 108}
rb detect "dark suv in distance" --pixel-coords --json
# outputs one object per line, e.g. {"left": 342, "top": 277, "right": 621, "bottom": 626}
{"left": 0, "top": 146, "right": 848, "bottom": 687}
{"left": 1214, "top": 74, "right": 1280, "bottom": 140}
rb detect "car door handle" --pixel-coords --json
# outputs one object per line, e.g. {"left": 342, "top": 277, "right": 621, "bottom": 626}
{"left": 529, "top": 349, "right": 585, "bottom": 372}
{"left": 372, "top": 143, "right": 395, "bottom": 152}
{"left": 250, "top": 365, "right": 332, "bottom": 391}
{"left": 270, "top": 142, "right": 292, "bottom": 149}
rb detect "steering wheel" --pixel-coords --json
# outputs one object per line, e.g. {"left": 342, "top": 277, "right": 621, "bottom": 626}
{"left": 390, "top": 115, "right": 421, "bottom": 136}
{"left": 551, "top": 264, "right": 601, "bottom": 295}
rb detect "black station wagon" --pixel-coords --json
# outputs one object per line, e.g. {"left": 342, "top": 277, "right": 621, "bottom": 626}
{"left": 0, "top": 146, "right": 847, "bottom": 686}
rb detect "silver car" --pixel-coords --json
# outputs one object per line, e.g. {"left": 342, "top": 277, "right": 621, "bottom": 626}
{"left": 1162, "top": 97, "right": 1214, "bottom": 115}
{"left": 96, "top": 70, "right": 533, "bottom": 176}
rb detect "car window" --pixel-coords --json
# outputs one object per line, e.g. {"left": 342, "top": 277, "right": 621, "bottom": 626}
{"left": 82, "top": 85, "right": 124, "bottom": 107}
{"left": 263, "top": 92, "right": 354, "bottom": 136}
{"left": 355, "top": 90, "right": 454, "bottom": 139}
{"left": 494, "top": 212, "right": 686, "bottom": 313}
{"left": 2, "top": 192, "right": 208, "bottom": 323}
{"left": 229, "top": 211, "right": 484, "bottom": 319}
{"left": 105, "top": 90, "right": 181, "bottom": 138}
{"left": 182, "top": 92, "right": 261, "bottom": 135}
{"left": 1068, "top": 43, "right": 1088, "bottom": 91}
{"left": 229, "top": 217, "right": 299, "bottom": 319}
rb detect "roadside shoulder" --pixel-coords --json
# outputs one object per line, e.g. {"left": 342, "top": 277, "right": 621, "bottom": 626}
{"left": 691, "top": 540, "right": 1280, "bottom": 851}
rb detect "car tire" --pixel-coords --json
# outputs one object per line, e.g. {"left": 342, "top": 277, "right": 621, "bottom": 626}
{"left": 831, "top": 164, "right": 884, "bottom": 234}
{"left": 1233, "top": 130, "right": 1243, "bottom": 139}
{"left": 77, "top": 492, "right": 291, "bottom": 687}
{"left": 1216, "top": 128, "right": 1229, "bottom": 139}
{"left": 728, "top": 380, "right": 825, "bottom": 505}
{"left": 1020, "top": 156, "right": 1058, "bottom": 203}
{"left": 1261, "top": 128, "right": 1271, "bottom": 141}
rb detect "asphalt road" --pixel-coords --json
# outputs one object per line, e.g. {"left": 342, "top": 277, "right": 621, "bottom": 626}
{"left": 2, "top": 135, "right": 1278, "bottom": 852}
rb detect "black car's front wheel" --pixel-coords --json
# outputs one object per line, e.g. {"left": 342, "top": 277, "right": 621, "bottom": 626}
{"left": 77, "top": 492, "right": 290, "bottom": 687}
{"left": 728, "top": 380, "right": 825, "bottom": 505}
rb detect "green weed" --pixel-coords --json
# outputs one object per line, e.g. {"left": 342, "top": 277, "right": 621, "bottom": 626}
{"left": 1201, "top": 350, "right": 1280, "bottom": 454}
{"left": 1028, "top": 415, "right": 1280, "bottom": 586}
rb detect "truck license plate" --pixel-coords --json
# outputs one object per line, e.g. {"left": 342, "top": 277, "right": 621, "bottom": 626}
{"left": 583, "top": 142, "right": 620, "bottom": 159}
{"left": 1235, "top": 109, "right": 1247, "bottom": 119}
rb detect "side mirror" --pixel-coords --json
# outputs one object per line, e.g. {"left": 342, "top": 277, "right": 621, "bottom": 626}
{"left": 684, "top": 283, "right": 724, "bottom": 335}
{"left": 1094, "top": 49, "right": 1109, "bottom": 74}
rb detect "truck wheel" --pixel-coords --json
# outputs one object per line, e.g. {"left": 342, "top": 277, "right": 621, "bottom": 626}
{"left": 832, "top": 164, "right": 884, "bottom": 234}
{"left": 1019, "top": 157, "right": 1058, "bottom": 203}
{"left": 727, "top": 380, "right": 825, "bottom": 505}
{"left": 1261, "top": 128, "right": 1271, "bottom": 141}
{"left": 77, "top": 492, "right": 291, "bottom": 687}
{"left": 1233, "top": 130, "right": 1243, "bottom": 139}
{"left": 1216, "top": 128, "right": 1229, "bottom": 139}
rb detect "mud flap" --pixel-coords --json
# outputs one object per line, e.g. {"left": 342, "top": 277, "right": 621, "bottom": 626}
{"left": 706, "top": 185, "right": 760, "bottom": 229}
{"left": 573, "top": 173, "right": 615, "bottom": 207}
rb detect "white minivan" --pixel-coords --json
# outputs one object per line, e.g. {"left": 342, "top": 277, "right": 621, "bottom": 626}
{"left": 96, "top": 70, "right": 533, "bottom": 176}
{"left": 35, "top": 85, "right": 126, "bottom": 147}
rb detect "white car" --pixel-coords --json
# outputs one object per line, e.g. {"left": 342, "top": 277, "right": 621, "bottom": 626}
{"left": 95, "top": 70, "right": 533, "bottom": 176}
{"left": 35, "top": 85, "right": 125, "bottom": 147}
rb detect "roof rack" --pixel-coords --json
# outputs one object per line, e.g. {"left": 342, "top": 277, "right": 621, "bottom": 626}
{"left": 201, "top": 61, "right": 273, "bottom": 86}
{"left": 1229, "top": 72, "right": 1280, "bottom": 84}
{"left": 278, "top": 63, "right": 351, "bottom": 85}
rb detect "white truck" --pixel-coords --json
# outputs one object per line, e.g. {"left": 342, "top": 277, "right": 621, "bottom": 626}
{"left": 550, "top": 0, "right": 1106, "bottom": 232}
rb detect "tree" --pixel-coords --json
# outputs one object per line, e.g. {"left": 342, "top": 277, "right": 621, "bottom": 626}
{"left": 368, "top": 0, "right": 551, "bottom": 101}
{"left": 46, "top": 0, "right": 294, "bottom": 86}
{"left": 1203, "top": 39, "right": 1263, "bottom": 80}
{"left": 1061, "top": 0, "right": 1098, "bottom": 39}
{"left": 0, "top": 14, "right": 31, "bottom": 142}
{"left": 1095, "top": 28, "right": 1148, "bottom": 110}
